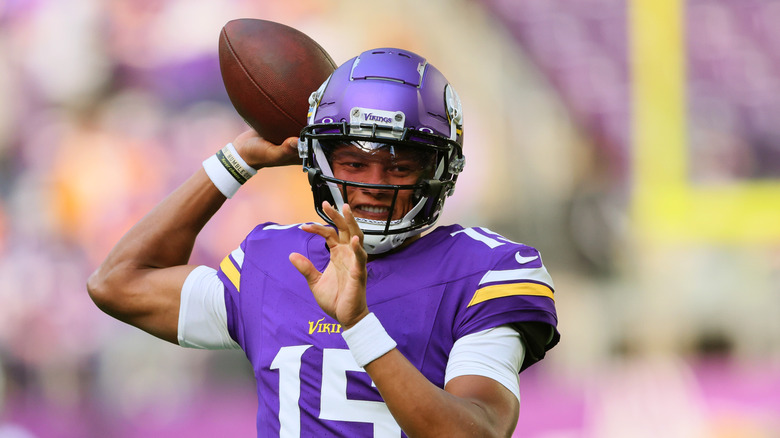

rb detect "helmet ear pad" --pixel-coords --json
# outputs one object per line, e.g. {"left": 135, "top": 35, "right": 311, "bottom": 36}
{"left": 306, "top": 167, "right": 337, "bottom": 216}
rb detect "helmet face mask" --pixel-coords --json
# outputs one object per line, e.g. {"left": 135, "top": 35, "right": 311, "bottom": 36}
{"left": 299, "top": 48, "right": 465, "bottom": 254}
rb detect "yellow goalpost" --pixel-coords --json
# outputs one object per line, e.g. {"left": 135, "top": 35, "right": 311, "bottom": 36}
{"left": 630, "top": 0, "right": 780, "bottom": 244}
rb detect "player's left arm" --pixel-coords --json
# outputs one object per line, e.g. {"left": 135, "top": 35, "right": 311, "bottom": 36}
{"left": 366, "top": 350, "right": 519, "bottom": 437}
{"left": 290, "top": 203, "right": 520, "bottom": 437}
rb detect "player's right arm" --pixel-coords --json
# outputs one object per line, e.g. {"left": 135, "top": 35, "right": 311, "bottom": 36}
{"left": 87, "top": 129, "right": 298, "bottom": 344}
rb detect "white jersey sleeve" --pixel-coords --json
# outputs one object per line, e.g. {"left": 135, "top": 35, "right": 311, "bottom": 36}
{"left": 178, "top": 265, "right": 240, "bottom": 350}
{"left": 445, "top": 325, "right": 525, "bottom": 402}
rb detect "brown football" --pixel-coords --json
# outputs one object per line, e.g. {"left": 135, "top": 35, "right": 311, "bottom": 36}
{"left": 219, "top": 19, "right": 336, "bottom": 144}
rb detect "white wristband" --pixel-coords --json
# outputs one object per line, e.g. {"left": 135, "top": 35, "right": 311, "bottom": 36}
{"left": 202, "top": 143, "right": 256, "bottom": 198}
{"left": 341, "top": 313, "right": 397, "bottom": 367}
{"left": 203, "top": 154, "right": 241, "bottom": 198}
{"left": 223, "top": 143, "right": 257, "bottom": 180}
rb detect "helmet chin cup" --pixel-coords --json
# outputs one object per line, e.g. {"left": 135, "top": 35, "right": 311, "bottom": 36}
{"left": 362, "top": 233, "right": 409, "bottom": 255}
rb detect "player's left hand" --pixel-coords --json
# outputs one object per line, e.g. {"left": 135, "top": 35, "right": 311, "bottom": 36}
{"left": 289, "top": 202, "right": 370, "bottom": 330}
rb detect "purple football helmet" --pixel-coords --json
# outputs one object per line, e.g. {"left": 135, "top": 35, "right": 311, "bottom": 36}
{"left": 298, "top": 48, "right": 465, "bottom": 254}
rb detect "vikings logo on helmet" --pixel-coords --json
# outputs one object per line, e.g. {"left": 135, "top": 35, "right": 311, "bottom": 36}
{"left": 299, "top": 48, "right": 466, "bottom": 254}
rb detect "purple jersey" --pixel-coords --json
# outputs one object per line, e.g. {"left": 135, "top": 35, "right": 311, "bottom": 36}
{"left": 217, "top": 223, "right": 559, "bottom": 437}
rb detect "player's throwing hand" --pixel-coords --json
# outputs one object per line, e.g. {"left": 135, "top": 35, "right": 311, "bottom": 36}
{"left": 231, "top": 129, "right": 300, "bottom": 169}
{"left": 290, "top": 202, "right": 370, "bottom": 330}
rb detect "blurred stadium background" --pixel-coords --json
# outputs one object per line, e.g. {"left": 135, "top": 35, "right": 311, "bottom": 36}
{"left": 0, "top": 0, "right": 778, "bottom": 436}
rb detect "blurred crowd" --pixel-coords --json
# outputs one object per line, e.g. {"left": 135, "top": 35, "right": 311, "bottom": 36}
{"left": 0, "top": 0, "right": 324, "bottom": 435}
{"left": 0, "top": 0, "right": 779, "bottom": 437}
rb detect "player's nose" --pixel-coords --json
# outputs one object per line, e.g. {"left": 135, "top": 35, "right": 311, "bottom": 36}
{"left": 362, "top": 164, "right": 391, "bottom": 185}
{"left": 356, "top": 167, "right": 390, "bottom": 197}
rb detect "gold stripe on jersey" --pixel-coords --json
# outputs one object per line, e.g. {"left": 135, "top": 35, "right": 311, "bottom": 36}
{"left": 220, "top": 255, "right": 241, "bottom": 292}
{"left": 468, "top": 282, "right": 554, "bottom": 307}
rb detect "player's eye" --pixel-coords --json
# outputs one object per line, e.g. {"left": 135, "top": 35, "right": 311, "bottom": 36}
{"left": 387, "top": 162, "right": 419, "bottom": 176}
{"left": 334, "top": 160, "right": 367, "bottom": 170}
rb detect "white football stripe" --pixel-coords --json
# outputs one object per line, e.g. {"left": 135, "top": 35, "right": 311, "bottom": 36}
{"left": 478, "top": 227, "right": 521, "bottom": 245}
{"left": 478, "top": 266, "right": 554, "bottom": 289}
{"left": 450, "top": 228, "right": 505, "bottom": 248}
{"left": 230, "top": 247, "right": 245, "bottom": 268}
{"left": 264, "top": 223, "right": 304, "bottom": 230}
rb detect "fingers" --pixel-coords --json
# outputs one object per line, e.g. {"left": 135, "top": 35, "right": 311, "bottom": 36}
{"left": 321, "top": 202, "right": 364, "bottom": 245}
{"left": 264, "top": 136, "right": 300, "bottom": 166}
{"left": 231, "top": 130, "right": 300, "bottom": 169}
{"left": 279, "top": 137, "right": 301, "bottom": 165}
{"left": 300, "top": 222, "right": 338, "bottom": 239}
{"left": 299, "top": 202, "right": 365, "bottom": 252}
{"left": 283, "top": 136, "right": 299, "bottom": 149}
{"left": 350, "top": 235, "right": 367, "bottom": 266}
{"left": 321, "top": 201, "right": 346, "bottom": 236}
{"left": 289, "top": 253, "right": 320, "bottom": 285}
{"left": 232, "top": 128, "right": 262, "bottom": 145}
{"left": 300, "top": 222, "right": 339, "bottom": 249}
{"left": 342, "top": 205, "right": 364, "bottom": 246}
{"left": 233, "top": 129, "right": 296, "bottom": 148}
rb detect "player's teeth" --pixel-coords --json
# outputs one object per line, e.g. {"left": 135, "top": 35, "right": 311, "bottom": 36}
{"left": 362, "top": 206, "right": 388, "bottom": 214}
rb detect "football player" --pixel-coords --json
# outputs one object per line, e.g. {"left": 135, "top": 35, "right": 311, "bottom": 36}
{"left": 88, "top": 48, "right": 560, "bottom": 437}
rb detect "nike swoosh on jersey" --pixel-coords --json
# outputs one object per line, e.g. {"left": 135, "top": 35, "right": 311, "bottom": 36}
{"left": 515, "top": 253, "right": 539, "bottom": 264}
